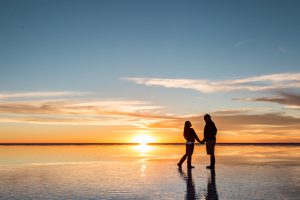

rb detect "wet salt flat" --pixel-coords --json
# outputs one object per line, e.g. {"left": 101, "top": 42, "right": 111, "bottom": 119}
{"left": 0, "top": 144, "right": 299, "bottom": 200}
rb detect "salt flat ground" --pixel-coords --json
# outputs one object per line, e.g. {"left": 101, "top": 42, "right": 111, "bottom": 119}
{"left": 0, "top": 144, "right": 299, "bottom": 199}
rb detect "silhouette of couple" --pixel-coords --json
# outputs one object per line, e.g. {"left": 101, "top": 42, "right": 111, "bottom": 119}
{"left": 178, "top": 114, "right": 217, "bottom": 169}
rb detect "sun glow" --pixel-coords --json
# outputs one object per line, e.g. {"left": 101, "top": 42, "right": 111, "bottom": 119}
{"left": 132, "top": 134, "right": 155, "bottom": 145}
{"left": 132, "top": 134, "right": 156, "bottom": 154}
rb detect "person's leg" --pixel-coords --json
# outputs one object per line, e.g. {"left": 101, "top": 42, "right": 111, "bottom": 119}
{"left": 178, "top": 144, "right": 189, "bottom": 167}
{"left": 210, "top": 154, "right": 215, "bottom": 167}
{"left": 187, "top": 144, "right": 194, "bottom": 168}
{"left": 206, "top": 140, "right": 210, "bottom": 168}
{"left": 178, "top": 154, "right": 187, "bottom": 167}
{"left": 207, "top": 140, "right": 216, "bottom": 169}
{"left": 206, "top": 154, "right": 214, "bottom": 169}
{"left": 187, "top": 155, "right": 192, "bottom": 167}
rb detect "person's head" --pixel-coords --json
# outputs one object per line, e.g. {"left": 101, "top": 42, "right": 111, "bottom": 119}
{"left": 184, "top": 121, "right": 192, "bottom": 129}
{"left": 184, "top": 121, "right": 192, "bottom": 135}
{"left": 204, "top": 114, "right": 211, "bottom": 122}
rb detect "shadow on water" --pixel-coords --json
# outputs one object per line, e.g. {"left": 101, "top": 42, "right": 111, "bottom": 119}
{"left": 206, "top": 169, "right": 218, "bottom": 200}
{"left": 178, "top": 168, "right": 218, "bottom": 200}
{"left": 178, "top": 168, "right": 197, "bottom": 199}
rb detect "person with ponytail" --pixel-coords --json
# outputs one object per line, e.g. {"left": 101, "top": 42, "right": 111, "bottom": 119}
{"left": 177, "top": 121, "right": 202, "bottom": 169}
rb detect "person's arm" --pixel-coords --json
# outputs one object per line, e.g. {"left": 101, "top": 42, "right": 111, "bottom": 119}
{"left": 191, "top": 128, "right": 202, "bottom": 143}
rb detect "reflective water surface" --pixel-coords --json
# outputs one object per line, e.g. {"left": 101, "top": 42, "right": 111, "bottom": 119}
{"left": 0, "top": 144, "right": 299, "bottom": 199}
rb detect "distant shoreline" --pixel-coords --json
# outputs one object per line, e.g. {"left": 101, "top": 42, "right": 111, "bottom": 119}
{"left": 0, "top": 143, "right": 299, "bottom": 146}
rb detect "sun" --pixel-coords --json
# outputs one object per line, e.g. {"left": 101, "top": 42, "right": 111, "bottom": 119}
{"left": 132, "top": 134, "right": 155, "bottom": 145}
{"left": 132, "top": 134, "right": 155, "bottom": 154}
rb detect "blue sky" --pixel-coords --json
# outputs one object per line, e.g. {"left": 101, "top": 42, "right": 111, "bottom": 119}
{"left": 0, "top": 0, "right": 299, "bottom": 142}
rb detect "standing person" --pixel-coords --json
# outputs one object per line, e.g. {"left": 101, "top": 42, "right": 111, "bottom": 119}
{"left": 201, "top": 114, "right": 217, "bottom": 169}
{"left": 177, "top": 121, "right": 202, "bottom": 169}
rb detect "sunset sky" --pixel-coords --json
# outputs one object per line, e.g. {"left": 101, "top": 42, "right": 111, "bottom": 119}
{"left": 1, "top": 0, "right": 300, "bottom": 143}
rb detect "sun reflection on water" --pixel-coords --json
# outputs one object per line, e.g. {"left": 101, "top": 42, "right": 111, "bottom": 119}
{"left": 140, "top": 163, "right": 147, "bottom": 177}
{"left": 133, "top": 143, "right": 154, "bottom": 156}
{"left": 133, "top": 144, "right": 153, "bottom": 177}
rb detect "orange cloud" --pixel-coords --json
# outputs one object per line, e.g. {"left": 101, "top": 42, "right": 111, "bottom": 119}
{"left": 0, "top": 92, "right": 299, "bottom": 143}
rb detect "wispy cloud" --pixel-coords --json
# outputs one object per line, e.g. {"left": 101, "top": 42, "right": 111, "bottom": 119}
{"left": 0, "top": 91, "right": 89, "bottom": 99}
{"left": 0, "top": 114, "right": 163, "bottom": 126}
{"left": 284, "top": 105, "right": 300, "bottom": 110}
{"left": 234, "top": 39, "right": 254, "bottom": 47}
{"left": 150, "top": 112, "right": 300, "bottom": 130}
{"left": 0, "top": 98, "right": 173, "bottom": 127}
{"left": 235, "top": 92, "right": 300, "bottom": 107}
{"left": 1, "top": 101, "right": 300, "bottom": 142}
{"left": 0, "top": 91, "right": 179, "bottom": 127}
{"left": 0, "top": 99, "right": 163, "bottom": 115}
{"left": 1, "top": 91, "right": 299, "bottom": 142}
{"left": 211, "top": 107, "right": 273, "bottom": 116}
{"left": 278, "top": 46, "right": 287, "bottom": 53}
{"left": 148, "top": 112, "right": 300, "bottom": 142}
{"left": 123, "top": 72, "right": 300, "bottom": 93}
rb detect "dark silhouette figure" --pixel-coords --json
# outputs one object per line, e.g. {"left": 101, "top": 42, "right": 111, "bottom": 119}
{"left": 206, "top": 168, "right": 218, "bottom": 200}
{"left": 178, "top": 168, "right": 197, "bottom": 200}
{"left": 201, "top": 114, "right": 217, "bottom": 169}
{"left": 178, "top": 121, "right": 202, "bottom": 168}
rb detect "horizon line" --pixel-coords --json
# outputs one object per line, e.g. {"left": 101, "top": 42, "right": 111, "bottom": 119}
{"left": 0, "top": 142, "right": 299, "bottom": 146}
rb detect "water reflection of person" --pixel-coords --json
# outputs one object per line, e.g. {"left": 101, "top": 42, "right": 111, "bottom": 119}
{"left": 178, "top": 168, "right": 197, "bottom": 200}
{"left": 206, "top": 169, "right": 218, "bottom": 200}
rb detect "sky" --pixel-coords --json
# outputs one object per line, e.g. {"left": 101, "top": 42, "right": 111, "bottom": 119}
{"left": 0, "top": 0, "right": 300, "bottom": 143}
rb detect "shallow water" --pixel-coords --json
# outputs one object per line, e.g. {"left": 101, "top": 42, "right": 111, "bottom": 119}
{"left": 0, "top": 144, "right": 299, "bottom": 199}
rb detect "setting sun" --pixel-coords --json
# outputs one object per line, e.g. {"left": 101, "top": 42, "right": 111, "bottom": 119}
{"left": 132, "top": 134, "right": 155, "bottom": 145}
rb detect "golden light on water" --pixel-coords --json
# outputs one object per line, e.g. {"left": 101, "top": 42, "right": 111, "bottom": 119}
{"left": 134, "top": 143, "right": 153, "bottom": 154}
